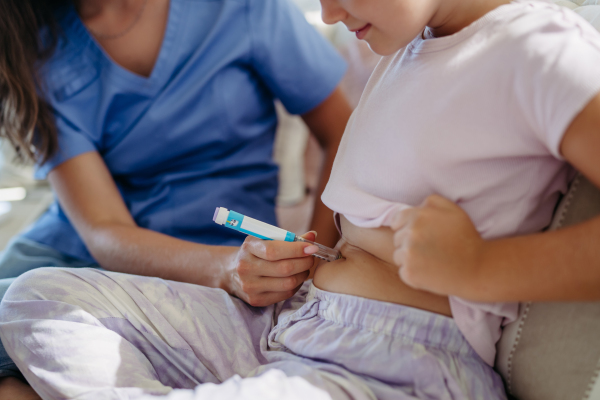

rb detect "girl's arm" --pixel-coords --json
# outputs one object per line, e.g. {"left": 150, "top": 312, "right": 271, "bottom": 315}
{"left": 48, "top": 152, "right": 319, "bottom": 307}
{"left": 301, "top": 87, "right": 352, "bottom": 248}
{"left": 391, "top": 92, "right": 600, "bottom": 302}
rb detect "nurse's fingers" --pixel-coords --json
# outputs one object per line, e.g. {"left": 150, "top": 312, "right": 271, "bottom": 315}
{"left": 260, "top": 256, "right": 315, "bottom": 278}
{"left": 246, "top": 270, "right": 310, "bottom": 296}
{"left": 237, "top": 269, "right": 308, "bottom": 307}
{"left": 242, "top": 236, "right": 318, "bottom": 262}
{"left": 246, "top": 283, "right": 305, "bottom": 308}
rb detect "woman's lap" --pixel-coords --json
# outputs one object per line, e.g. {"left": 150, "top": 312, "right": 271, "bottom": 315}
{"left": 0, "top": 268, "right": 341, "bottom": 399}
{"left": 0, "top": 237, "right": 99, "bottom": 378}
{"left": 0, "top": 266, "right": 506, "bottom": 400}
{"left": 0, "top": 236, "right": 99, "bottom": 304}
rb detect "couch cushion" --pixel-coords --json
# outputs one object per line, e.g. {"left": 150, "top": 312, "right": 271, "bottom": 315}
{"left": 496, "top": 174, "right": 600, "bottom": 400}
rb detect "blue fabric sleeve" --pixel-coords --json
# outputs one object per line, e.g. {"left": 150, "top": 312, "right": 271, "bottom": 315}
{"left": 247, "top": 0, "right": 347, "bottom": 115}
{"left": 35, "top": 113, "right": 97, "bottom": 179}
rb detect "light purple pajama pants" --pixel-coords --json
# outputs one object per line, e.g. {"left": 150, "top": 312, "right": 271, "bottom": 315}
{"left": 0, "top": 268, "right": 506, "bottom": 400}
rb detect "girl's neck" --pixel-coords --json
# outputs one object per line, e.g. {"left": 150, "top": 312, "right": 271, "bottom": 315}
{"left": 428, "top": 0, "right": 512, "bottom": 38}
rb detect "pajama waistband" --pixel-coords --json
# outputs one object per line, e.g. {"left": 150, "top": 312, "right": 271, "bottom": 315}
{"left": 305, "top": 283, "right": 477, "bottom": 357}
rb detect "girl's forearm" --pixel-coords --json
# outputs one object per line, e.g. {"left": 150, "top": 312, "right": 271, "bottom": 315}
{"left": 87, "top": 224, "right": 238, "bottom": 290}
{"left": 467, "top": 216, "right": 600, "bottom": 302}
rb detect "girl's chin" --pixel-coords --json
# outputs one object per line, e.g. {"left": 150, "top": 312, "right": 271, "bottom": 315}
{"left": 367, "top": 36, "right": 410, "bottom": 56}
{"left": 367, "top": 41, "right": 401, "bottom": 56}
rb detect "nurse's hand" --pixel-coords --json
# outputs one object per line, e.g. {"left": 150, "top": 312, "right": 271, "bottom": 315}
{"left": 227, "top": 232, "right": 319, "bottom": 307}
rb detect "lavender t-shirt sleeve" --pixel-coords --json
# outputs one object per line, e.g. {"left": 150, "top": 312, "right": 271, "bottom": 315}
{"left": 515, "top": 9, "right": 600, "bottom": 160}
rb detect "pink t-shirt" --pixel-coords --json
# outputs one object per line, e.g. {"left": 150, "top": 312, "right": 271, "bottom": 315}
{"left": 322, "top": 0, "right": 600, "bottom": 366}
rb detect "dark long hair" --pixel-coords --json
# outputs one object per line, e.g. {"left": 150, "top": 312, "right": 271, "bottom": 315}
{"left": 0, "top": 0, "right": 68, "bottom": 164}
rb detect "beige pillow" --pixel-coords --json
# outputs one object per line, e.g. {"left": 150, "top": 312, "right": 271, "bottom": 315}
{"left": 495, "top": 173, "right": 600, "bottom": 400}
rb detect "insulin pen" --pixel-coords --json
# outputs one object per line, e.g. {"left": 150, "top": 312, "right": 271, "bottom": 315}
{"left": 213, "top": 207, "right": 341, "bottom": 262}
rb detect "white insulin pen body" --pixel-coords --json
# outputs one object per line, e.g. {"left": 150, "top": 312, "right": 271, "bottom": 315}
{"left": 213, "top": 207, "right": 341, "bottom": 262}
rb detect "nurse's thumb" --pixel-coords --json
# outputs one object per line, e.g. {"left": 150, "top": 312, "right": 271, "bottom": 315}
{"left": 300, "top": 231, "right": 317, "bottom": 242}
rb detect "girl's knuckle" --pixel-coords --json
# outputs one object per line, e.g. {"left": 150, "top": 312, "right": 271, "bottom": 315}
{"left": 393, "top": 249, "right": 403, "bottom": 265}
{"left": 401, "top": 266, "right": 415, "bottom": 283}
{"left": 425, "top": 194, "right": 441, "bottom": 206}
{"left": 408, "top": 229, "right": 423, "bottom": 244}
{"left": 404, "top": 248, "right": 416, "bottom": 264}
{"left": 393, "top": 231, "right": 403, "bottom": 246}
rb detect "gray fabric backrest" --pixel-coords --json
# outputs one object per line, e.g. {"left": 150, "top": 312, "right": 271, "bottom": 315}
{"left": 496, "top": 173, "right": 600, "bottom": 400}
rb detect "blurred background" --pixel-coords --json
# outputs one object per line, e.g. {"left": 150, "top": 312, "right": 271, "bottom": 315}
{"left": 0, "top": 0, "right": 381, "bottom": 250}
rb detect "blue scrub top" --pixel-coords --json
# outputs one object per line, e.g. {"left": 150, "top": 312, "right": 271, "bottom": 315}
{"left": 24, "top": 0, "right": 346, "bottom": 262}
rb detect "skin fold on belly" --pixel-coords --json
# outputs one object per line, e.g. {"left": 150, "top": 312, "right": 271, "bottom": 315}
{"left": 313, "top": 214, "right": 452, "bottom": 317}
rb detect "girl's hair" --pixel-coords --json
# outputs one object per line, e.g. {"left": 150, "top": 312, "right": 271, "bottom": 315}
{"left": 0, "top": 0, "right": 67, "bottom": 165}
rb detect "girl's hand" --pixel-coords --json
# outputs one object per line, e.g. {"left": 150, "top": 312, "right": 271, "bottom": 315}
{"left": 391, "top": 195, "right": 485, "bottom": 296}
{"left": 226, "top": 232, "right": 319, "bottom": 307}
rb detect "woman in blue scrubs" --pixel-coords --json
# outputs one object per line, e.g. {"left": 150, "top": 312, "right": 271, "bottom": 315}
{"left": 0, "top": 0, "right": 350, "bottom": 394}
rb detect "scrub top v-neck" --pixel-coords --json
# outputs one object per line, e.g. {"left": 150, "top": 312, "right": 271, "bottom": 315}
{"left": 25, "top": 0, "right": 347, "bottom": 263}
{"left": 83, "top": 0, "right": 181, "bottom": 92}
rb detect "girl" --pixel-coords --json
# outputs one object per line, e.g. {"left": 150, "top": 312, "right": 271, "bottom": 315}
{"left": 4, "top": 0, "right": 600, "bottom": 398}
{"left": 318, "top": 0, "right": 600, "bottom": 368}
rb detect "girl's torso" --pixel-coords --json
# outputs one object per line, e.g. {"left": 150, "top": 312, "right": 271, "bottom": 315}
{"left": 313, "top": 214, "right": 452, "bottom": 317}
{"left": 321, "top": 0, "right": 584, "bottom": 242}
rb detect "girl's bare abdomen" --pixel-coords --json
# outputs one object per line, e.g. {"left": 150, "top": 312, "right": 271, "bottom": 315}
{"left": 313, "top": 215, "right": 452, "bottom": 317}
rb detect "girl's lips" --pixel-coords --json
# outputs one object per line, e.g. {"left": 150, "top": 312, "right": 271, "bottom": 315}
{"left": 354, "top": 24, "right": 371, "bottom": 40}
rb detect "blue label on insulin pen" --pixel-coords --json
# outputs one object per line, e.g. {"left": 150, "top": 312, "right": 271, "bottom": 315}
{"left": 225, "top": 210, "right": 295, "bottom": 241}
